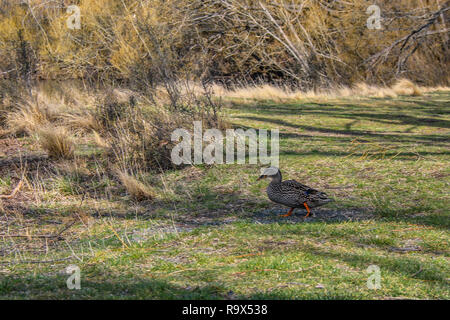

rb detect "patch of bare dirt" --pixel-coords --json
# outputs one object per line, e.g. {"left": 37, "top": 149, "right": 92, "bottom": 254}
{"left": 164, "top": 205, "right": 372, "bottom": 231}
{"left": 248, "top": 207, "right": 373, "bottom": 223}
{"left": 0, "top": 138, "right": 49, "bottom": 176}
{"left": 0, "top": 138, "right": 24, "bottom": 158}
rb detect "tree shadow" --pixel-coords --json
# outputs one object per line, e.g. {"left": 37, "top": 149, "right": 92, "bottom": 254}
{"left": 233, "top": 95, "right": 450, "bottom": 131}
{"left": 293, "top": 242, "right": 448, "bottom": 284}
{"left": 244, "top": 207, "right": 373, "bottom": 224}
{"left": 237, "top": 115, "right": 449, "bottom": 146}
{"left": 0, "top": 274, "right": 232, "bottom": 299}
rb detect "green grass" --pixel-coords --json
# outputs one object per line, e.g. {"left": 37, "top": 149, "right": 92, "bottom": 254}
{"left": 1, "top": 92, "right": 449, "bottom": 299}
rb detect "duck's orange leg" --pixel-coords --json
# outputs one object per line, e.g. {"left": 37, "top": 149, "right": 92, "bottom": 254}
{"left": 303, "top": 202, "right": 311, "bottom": 218}
{"left": 281, "top": 208, "right": 294, "bottom": 217}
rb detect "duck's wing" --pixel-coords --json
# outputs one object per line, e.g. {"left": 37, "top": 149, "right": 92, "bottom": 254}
{"left": 282, "top": 180, "right": 314, "bottom": 192}
{"left": 280, "top": 180, "right": 319, "bottom": 204}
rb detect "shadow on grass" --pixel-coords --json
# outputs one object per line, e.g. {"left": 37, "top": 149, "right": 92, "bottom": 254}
{"left": 0, "top": 274, "right": 231, "bottom": 299}
{"left": 234, "top": 96, "right": 450, "bottom": 126}
{"left": 299, "top": 243, "right": 449, "bottom": 284}
{"left": 0, "top": 271, "right": 365, "bottom": 299}
{"left": 237, "top": 115, "right": 450, "bottom": 146}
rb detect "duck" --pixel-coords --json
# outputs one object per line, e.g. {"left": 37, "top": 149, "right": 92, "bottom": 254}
{"left": 257, "top": 167, "right": 334, "bottom": 218}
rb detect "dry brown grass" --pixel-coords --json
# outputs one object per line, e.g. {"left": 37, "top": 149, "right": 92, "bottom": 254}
{"left": 61, "top": 112, "right": 101, "bottom": 133}
{"left": 349, "top": 83, "right": 398, "bottom": 98}
{"left": 392, "top": 78, "right": 423, "bottom": 96}
{"left": 217, "top": 78, "right": 434, "bottom": 102}
{"left": 422, "top": 84, "right": 450, "bottom": 93}
{"left": 4, "top": 83, "right": 102, "bottom": 135}
{"left": 217, "top": 84, "right": 291, "bottom": 102}
{"left": 116, "top": 170, "right": 155, "bottom": 201}
{"left": 37, "top": 126, "right": 75, "bottom": 159}
{"left": 6, "top": 102, "right": 53, "bottom": 135}
{"left": 92, "top": 130, "right": 111, "bottom": 149}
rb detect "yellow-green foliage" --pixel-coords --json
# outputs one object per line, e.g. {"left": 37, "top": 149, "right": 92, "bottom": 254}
{"left": 0, "top": 0, "right": 448, "bottom": 87}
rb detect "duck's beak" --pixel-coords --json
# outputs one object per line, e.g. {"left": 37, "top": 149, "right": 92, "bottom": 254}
{"left": 257, "top": 175, "right": 267, "bottom": 181}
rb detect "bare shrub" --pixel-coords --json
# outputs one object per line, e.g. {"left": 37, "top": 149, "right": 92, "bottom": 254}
{"left": 1, "top": 1, "right": 448, "bottom": 88}
{"left": 102, "top": 101, "right": 184, "bottom": 172}
{"left": 93, "top": 83, "right": 225, "bottom": 172}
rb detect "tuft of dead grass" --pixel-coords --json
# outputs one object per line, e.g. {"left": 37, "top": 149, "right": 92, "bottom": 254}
{"left": 116, "top": 170, "right": 155, "bottom": 201}
{"left": 6, "top": 102, "right": 53, "bottom": 135}
{"left": 5, "top": 84, "right": 101, "bottom": 136}
{"left": 61, "top": 112, "right": 101, "bottom": 133}
{"left": 392, "top": 78, "right": 423, "bottom": 96}
{"left": 37, "top": 126, "right": 75, "bottom": 159}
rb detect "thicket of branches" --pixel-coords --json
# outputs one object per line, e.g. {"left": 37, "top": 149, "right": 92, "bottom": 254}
{"left": 0, "top": 0, "right": 448, "bottom": 89}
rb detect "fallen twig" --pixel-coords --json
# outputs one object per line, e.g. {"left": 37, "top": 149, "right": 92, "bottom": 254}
{"left": 233, "top": 264, "right": 320, "bottom": 275}
{"left": 391, "top": 227, "right": 432, "bottom": 232}
{"left": 0, "top": 179, "right": 23, "bottom": 199}
{"left": 0, "top": 219, "right": 76, "bottom": 241}
{"left": 53, "top": 220, "right": 77, "bottom": 239}
{"left": 411, "top": 266, "right": 423, "bottom": 277}
{"left": 0, "top": 234, "right": 56, "bottom": 239}
{"left": 0, "top": 256, "right": 73, "bottom": 265}
{"left": 389, "top": 246, "right": 422, "bottom": 252}
{"left": 108, "top": 221, "right": 129, "bottom": 249}
{"left": 165, "top": 268, "right": 214, "bottom": 275}
{"left": 234, "top": 252, "right": 263, "bottom": 258}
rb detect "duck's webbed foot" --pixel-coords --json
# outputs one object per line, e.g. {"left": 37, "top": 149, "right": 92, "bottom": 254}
{"left": 281, "top": 208, "right": 294, "bottom": 217}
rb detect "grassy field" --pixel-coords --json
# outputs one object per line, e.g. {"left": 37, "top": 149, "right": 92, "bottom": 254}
{"left": 0, "top": 91, "right": 449, "bottom": 299}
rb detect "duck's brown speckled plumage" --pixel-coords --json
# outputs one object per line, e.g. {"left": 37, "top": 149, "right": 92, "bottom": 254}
{"left": 267, "top": 179, "right": 332, "bottom": 209}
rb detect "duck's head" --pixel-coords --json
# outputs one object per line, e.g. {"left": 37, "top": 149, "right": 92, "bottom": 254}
{"left": 257, "top": 167, "right": 282, "bottom": 183}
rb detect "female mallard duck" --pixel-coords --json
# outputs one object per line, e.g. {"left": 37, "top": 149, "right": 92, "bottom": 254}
{"left": 258, "top": 167, "right": 333, "bottom": 218}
